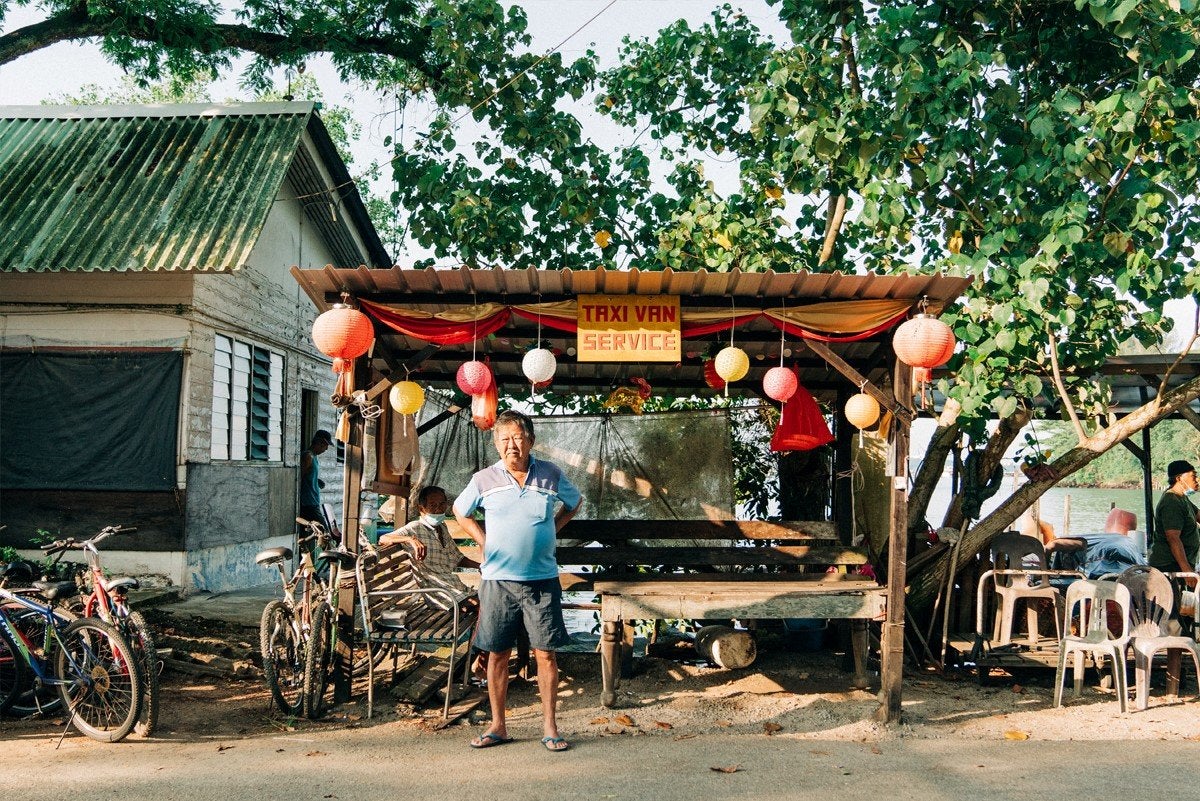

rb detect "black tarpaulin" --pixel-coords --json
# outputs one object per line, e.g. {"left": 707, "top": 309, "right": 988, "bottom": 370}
{"left": 1, "top": 350, "right": 182, "bottom": 490}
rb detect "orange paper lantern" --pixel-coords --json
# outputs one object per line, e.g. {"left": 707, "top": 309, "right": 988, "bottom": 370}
{"left": 893, "top": 314, "right": 955, "bottom": 368}
{"left": 312, "top": 303, "right": 374, "bottom": 364}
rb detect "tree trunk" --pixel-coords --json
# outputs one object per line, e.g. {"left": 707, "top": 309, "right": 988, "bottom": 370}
{"left": 907, "top": 374, "right": 1200, "bottom": 613}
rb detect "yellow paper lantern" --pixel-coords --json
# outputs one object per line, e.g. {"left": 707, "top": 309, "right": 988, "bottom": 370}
{"left": 388, "top": 380, "right": 425, "bottom": 415}
{"left": 844, "top": 392, "right": 880, "bottom": 430}
{"left": 714, "top": 346, "right": 749, "bottom": 383}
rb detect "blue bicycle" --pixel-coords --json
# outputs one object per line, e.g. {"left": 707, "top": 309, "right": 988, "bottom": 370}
{"left": 0, "top": 579, "right": 142, "bottom": 743}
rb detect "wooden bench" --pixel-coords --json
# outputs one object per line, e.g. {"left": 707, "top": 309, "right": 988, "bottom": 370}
{"left": 555, "top": 520, "right": 886, "bottom": 707}
{"left": 355, "top": 543, "right": 477, "bottom": 718}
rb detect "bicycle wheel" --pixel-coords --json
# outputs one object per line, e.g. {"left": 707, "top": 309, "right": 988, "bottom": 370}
{"left": 125, "top": 611, "right": 160, "bottom": 737}
{"left": 260, "top": 600, "right": 304, "bottom": 716}
{"left": 6, "top": 604, "right": 75, "bottom": 717}
{"left": 0, "top": 623, "right": 29, "bottom": 716}
{"left": 303, "top": 601, "right": 333, "bottom": 719}
{"left": 55, "top": 618, "right": 142, "bottom": 743}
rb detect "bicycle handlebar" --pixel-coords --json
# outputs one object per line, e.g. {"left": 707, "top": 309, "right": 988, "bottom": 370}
{"left": 39, "top": 525, "right": 137, "bottom": 555}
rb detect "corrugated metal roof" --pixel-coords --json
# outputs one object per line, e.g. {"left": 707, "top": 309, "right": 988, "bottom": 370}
{"left": 0, "top": 102, "right": 387, "bottom": 272}
{"left": 292, "top": 265, "right": 975, "bottom": 400}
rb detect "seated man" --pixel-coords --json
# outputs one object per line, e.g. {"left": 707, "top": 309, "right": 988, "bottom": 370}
{"left": 379, "top": 485, "right": 479, "bottom": 593}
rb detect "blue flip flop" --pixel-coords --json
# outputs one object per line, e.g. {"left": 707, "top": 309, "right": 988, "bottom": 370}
{"left": 541, "top": 736, "right": 570, "bottom": 752}
{"left": 470, "top": 732, "right": 513, "bottom": 749}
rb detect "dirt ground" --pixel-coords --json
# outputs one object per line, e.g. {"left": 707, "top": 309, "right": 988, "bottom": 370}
{"left": 6, "top": 613, "right": 1199, "bottom": 746}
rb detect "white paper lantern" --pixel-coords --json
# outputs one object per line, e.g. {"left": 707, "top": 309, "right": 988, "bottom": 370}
{"left": 763, "top": 366, "right": 798, "bottom": 402}
{"left": 522, "top": 348, "right": 557, "bottom": 384}
{"left": 714, "top": 346, "right": 749, "bottom": 383}
{"left": 389, "top": 381, "right": 425, "bottom": 415}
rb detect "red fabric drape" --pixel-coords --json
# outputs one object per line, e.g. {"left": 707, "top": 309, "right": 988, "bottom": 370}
{"left": 770, "top": 379, "right": 834, "bottom": 452}
{"left": 360, "top": 299, "right": 511, "bottom": 345}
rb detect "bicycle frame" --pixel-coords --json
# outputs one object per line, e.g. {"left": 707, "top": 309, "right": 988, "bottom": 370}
{"left": 0, "top": 589, "right": 85, "bottom": 688}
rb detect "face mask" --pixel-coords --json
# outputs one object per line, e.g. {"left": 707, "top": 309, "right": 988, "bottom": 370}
{"left": 1186, "top": 488, "right": 1197, "bottom": 497}
{"left": 421, "top": 513, "right": 447, "bottom": 526}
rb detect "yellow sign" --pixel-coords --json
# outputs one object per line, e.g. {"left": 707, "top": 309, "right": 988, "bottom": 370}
{"left": 577, "top": 295, "right": 681, "bottom": 362}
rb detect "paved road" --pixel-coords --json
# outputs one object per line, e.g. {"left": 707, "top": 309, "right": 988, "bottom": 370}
{"left": 1, "top": 722, "right": 1191, "bottom": 801}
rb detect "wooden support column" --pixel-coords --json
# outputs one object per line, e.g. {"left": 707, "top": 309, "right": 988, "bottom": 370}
{"left": 877, "top": 358, "right": 912, "bottom": 724}
{"left": 333, "top": 366, "right": 366, "bottom": 703}
{"left": 1141, "top": 425, "right": 1154, "bottom": 537}
{"left": 833, "top": 386, "right": 853, "bottom": 544}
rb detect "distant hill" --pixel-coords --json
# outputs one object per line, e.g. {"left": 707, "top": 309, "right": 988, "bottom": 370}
{"left": 1044, "top": 421, "right": 1199, "bottom": 490}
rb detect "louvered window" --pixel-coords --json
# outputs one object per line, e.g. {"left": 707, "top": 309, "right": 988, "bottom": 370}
{"left": 211, "top": 335, "right": 284, "bottom": 461}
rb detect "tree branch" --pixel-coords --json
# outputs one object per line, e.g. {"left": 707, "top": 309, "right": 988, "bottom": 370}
{"left": 1044, "top": 321, "right": 1088, "bottom": 442}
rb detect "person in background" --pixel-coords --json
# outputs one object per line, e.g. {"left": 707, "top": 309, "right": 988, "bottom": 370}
{"left": 454, "top": 410, "right": 581, "bottom": 753}
{"left": 379, "top": 485, "right": 479, "bottom": 589}
{"left": 300, "top": 430, "right": 334, "bottom": 527}
{"left": 1149, "top": 459, "right": 1200, "bottom": 588}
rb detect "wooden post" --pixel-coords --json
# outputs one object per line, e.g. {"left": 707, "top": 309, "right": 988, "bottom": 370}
{"left": 877, "top": 358, "right": 912, "bottom": 723}
{"left": 333, "top": 372, "right": 366, "bottom": 703}
{"left": 833, "top": 387, "right": 854, "bottom": 544}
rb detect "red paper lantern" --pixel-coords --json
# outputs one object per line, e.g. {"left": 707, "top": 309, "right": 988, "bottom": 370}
{"left": 312, "top": 303, "right": 373, "bottom": 364}
{"left": 893, "top": 314, "right": 955, "bottom": 368}
{"left": 703, "top": 358, "right": 726, "bottom": 390}
{"left": 763, "top": 366, "right": 798, "bottom": 402}
{"left": 457, "top": 360, "right": 493, "bottom": 395}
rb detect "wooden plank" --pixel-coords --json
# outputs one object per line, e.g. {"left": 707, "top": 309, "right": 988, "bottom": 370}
{"left": 593, "top": 579, "right": 881, "bottom": 594}
{"left": 556, "top": 545, "right": 868, "bottom": 567}
{"left": 599, "top": 587, "right": 887, "bottom": 622}
{"left": 558, "top": 519, "right": 837, "bottom": 542}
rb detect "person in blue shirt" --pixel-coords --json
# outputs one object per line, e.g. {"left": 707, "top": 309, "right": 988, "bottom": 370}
{"left": 454, "top": 410, "right": 581, "bottom": 752}
{"left": 299, "top": 429, "right": 334, "bottom": 527}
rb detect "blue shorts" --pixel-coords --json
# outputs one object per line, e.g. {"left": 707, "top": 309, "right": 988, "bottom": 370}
{"left": 474, "top": 578, "right": 572, "bottom": 652}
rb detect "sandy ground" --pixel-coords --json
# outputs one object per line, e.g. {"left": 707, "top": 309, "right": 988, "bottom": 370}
{"left": 4, "top": 628, "right": 1198, "bottom": 747}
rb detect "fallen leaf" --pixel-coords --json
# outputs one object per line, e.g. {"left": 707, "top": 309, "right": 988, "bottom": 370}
{"left": 306, "top": 750, "right": 328, "bottom": 756}
{"left": 615, "top": 714, "right": 636, "bottom": 727}
{"left": 590, "top": 716, "right": 610, "bottom": 725}
{"left": 716, "top": 720, "right": 732, "bottom": 728}
{"left": 763, "top": 722, "right": 783, "bottom": 734}
{"left": 710, "top": 765, "right": 742, "bottom": 774}
{"left": 674, "top": 733, "right": 698, "bottom": 741}
{"left": 323, "top": 796, "right": 337, "bottom": 799}
{"left": 654, "top": 721, "right": 673, "bottom": 729}
{"left": 1011, "top": 684, "right": 1024, "bottom": 694}
{"left": 870, "top": 746, "right": 882, "bottom": 755}
{"left": 810, "top": 749, "right": 829, "bottom": 756}
{"left": 1003, "top": 731, "right": 1029, "bottom": 741}
{"left": 217, "top": 745, "right": 234, "bottom": 752}
{"left": 347, "top": 714, "right": 362, "bottom": 721}
{"left": 275, "top": 748, "right": 285, "bottom": 753}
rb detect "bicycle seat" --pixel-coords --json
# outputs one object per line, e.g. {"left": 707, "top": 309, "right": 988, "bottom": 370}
{"left": 323, "top": 549, "right": 358, "bottom": 569}
{"left": 255, "top": 547, "right": 293, "bottom": 566}
{"left": 105, "top": 576, "right": 140, "bottom": 592}
{"left": 32, "top": 580, "right": 79, "bottom": 601}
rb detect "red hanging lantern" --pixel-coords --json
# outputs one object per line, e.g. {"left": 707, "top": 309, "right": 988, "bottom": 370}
{"left": 312, "top": 299, "right": 374, "bottom": 367}
{"left": 457, "top": 360, "right": 493, "bottom": 395}
{"left": 703, "top": 358, "right": 726, "bottom": 390}
{"left": 893, "top": 314, "right": 955, "bottom": 368}
{"left": 763, "top": 366, "right": 798, "bottom": 402}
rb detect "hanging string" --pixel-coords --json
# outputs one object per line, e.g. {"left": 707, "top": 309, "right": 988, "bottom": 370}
{"left": 531, "top": 304, "right": 543, "bottom": 401}
{"left": 779, "top": 296, "right": 786, "bottom": 369}
{"left": 471, "top": 290, "right": 478, "bottom": 361}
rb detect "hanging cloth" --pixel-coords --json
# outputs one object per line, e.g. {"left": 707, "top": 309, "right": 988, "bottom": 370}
{"left": 770, "top": 375, "right": 833, "bottom": 452}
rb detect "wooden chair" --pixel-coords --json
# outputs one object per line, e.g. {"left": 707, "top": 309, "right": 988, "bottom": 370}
{"left": 1116, "top": 566, "right": 1200, "bottom": 711}
{"left": 1053, "top": 579, "right": 1131, "bottom": 713}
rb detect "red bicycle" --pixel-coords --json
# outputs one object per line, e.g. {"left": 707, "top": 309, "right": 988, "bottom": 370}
{"left": 41, "top": 526, "right": 160, "bottom": 737}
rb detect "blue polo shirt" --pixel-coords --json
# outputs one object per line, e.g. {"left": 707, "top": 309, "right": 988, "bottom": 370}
{"left": 454, "top": 456, "right": 581, "bottom": 581}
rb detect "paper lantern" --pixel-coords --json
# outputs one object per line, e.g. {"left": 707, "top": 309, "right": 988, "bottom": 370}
{"left": 893, "top": 314, "right": 956, "bottom": 368}
{"left": 763, "top": 366, "right": 798, "bottom": 402}
{"left": 703, "top": 358, "right": 726, "bottom": 390}
{"left": 312, "top": 303, "right": 374, "bottom": 364}
{"left": 456, "top": 360, "right": 492, "bottom": 395}
{"left": 845, "top": 392, "right": 880, "bottom": 430}
{"left": 388, "top": 381, "right": 425, "bottom": 415}
{"left": 522, "top": 348, "right": 557, "bottom": 384}
{"left": 714, "top": 346, "right": 749, "bottom": 383}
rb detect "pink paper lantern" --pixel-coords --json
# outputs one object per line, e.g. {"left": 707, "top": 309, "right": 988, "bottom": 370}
{"left": 456, "top": 360, "right": 493, "bottom": 395}
{"left": 763, "top": 366, "right": 798, "bottom": 402}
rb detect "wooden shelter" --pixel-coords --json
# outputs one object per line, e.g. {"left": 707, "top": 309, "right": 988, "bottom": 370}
{"left": 291, "top": 265, "right": 974, "bottom": 723}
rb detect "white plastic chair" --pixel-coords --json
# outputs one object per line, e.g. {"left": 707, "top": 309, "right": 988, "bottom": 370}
{"left": 990, "top": 532, "right": 1061, "bottom": 646}
{"left": 1053, "top": 579, "right": 1131, "bottom": 713}
{"left": 1117, "top": 566, "right": 1200, "bottom": 710}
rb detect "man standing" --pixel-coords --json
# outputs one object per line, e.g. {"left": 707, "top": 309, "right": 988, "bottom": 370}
{"left": 1149, "top": 459, "right": 1200, "bottom": 587}
{"left": 299, "top": 429, "right": 335, "bottom": 527}
{"left": 453, "top": 410, "right": 581, "bottom": 752}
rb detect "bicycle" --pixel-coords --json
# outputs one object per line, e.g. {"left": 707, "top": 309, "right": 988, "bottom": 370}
{"left": 41, "top": 526, "right": 161, "bottom": 737}
{"left": 300, "top": 517, "right": 376, "bottom": 719}
{"left": 0, "top": 580, "right": 142, "bottom": 743}
{"left": 256, "top": 524, "right": 329, "bottom": 717}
